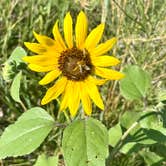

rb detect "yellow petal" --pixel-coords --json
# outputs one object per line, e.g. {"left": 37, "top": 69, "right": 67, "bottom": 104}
{"left": 92, "top": 55, "right": 120, "bottom": 67}
{"left": 41, "top": 77, "right": 67, "bottom": 105}
{"left": 23, "top": 55, "right": 58, "bottom": 66}
{"left": 75, "top": 11, "right": 88, "bottom": 49}
{"left": 33, "top": 31, "right": 56, "bottom": 47}
{"left": 84, "top": 76, "right": 104, "bottom": 110}
{"left": 91, "top": 77, "right": 108, "bottom": 85}
{"left": 85, "top": 24, "right": 105, "bottom": 50}
{"left": 59, "top": 90, "right": 69, "bottom": 111}
{"left": 80, "top": 82, "right": 92, "bottom": 115}
{"left": 28, "top": 64, "right": 56, "bottom": 72}
{"left": 24, "top": 42, "right": 47, "bottom": 54}
{"left": 64, "top": 12, "right": 73, "bottom": 48}
{"left": 59, "top": 81, "right": 72, "bottom": 111}
{"left": 39, "top": 70, "right": 61, "bottom": 85}
{"left": 59, "top": 95, "right": 68, "bottom": 111}
{"left": 91, "top": 38, "right": 117, "bottom": 56}
{"left": 52, "top": 20, "right": 66, "bottom": 50}
{"left": 68, "top": 81, "right": 80, "bottom": 117}
{"left": 95, "top": 67, "right": 125, "bottom": 80}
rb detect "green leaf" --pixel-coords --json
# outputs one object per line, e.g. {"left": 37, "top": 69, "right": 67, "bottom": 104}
{"left": 127, "top": 131, "right": 156, "bottom": 146}
{"left": 143, "top": 129, "right": 166, "bottom": 144}
{"left": 2, "top": 47, "right": 27, "bottom": 82}
{"left": 139, "top": 151, "right": 163, "bottom": 166}
{"left": 0, "top": 107, "right": 54, "bottom": 159}
{"left": 10, "top": 71, "right": 22, "bottom": 103}
{"left": 34, "top": 154, "right": 58, "bottom": 166}
{"left": 62, "top": 118, "right": 108, "bottom": 166}
{"left": 139, "top": 112, "right": 160, "bottom": 129}
{"left": 120, "top": 111, "right": 142, "bottom": 128}
{"left": 120, "top": 111, "right": 142, "bottom": 135}
{"left": 151, "top": 143, "right": 166, "bottom": 158}
{"left": 120, "top": 65, "right": 151, "bottom": 100}
{"left": 108, "top": 123, "right": 122, "bottom": 147}
{"left": 139, "top": 111, "right": 166, "bottom": 143}
{"left": 9, "top": 46, "right": 27, "bottom": 65}
{"left": 161, "top": 107, "right": 166, "bottom": 128}
{"left": 120, "top": 111, "right": 157, "bottom": 145}
{"left": 120, "top": 142, "right": 137, "bottom": 154}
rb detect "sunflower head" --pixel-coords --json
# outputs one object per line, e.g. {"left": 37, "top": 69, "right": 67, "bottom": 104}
{"left": 23, "top": 11, "right": 124, "bottom": 117}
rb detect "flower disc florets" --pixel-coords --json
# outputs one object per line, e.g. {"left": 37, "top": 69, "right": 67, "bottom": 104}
{"left": 58, "top": 47, "right": 93, "bottom": 81}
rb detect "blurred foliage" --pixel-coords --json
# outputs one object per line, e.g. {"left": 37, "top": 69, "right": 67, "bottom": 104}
{"left": 0, "top": 0, "right": 166, "bottom": 165}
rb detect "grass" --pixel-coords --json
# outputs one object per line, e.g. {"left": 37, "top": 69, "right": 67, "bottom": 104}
{"left": 0, "top": 0, "right": 166, "bottom": 165}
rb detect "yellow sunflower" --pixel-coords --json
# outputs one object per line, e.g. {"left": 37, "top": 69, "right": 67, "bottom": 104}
{"left": 23, "top": 11, "right": 124, "bottom": 116}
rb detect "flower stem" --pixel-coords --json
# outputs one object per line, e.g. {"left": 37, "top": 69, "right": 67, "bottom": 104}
{"left": 64, "top": 110, "right": 71, "bottom": 123}
{"left": 101, "top": 0, "right": 109, "bottom": 23}
{"left": 20, "top": 100, "right": 27, "bottom": 112}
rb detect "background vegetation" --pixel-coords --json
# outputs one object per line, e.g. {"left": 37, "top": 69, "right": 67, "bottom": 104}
{"left": 0, "top": 0, "right": 166, "bottom": 165}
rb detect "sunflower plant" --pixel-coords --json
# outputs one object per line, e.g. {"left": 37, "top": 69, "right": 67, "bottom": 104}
{"left": 1, "top": 10, "right": 165, "bottom": 166}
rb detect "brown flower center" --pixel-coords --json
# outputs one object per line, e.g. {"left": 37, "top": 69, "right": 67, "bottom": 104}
{"left": 58, "top": 48, "right": 93, "bottom": 81}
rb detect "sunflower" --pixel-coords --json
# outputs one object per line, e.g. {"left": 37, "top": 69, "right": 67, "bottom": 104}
{"left": 23, "top": 11, "right": 124, "bottom": 116}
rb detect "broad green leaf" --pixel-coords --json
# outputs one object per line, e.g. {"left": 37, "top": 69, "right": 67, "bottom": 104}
{"left": 120, "top": 111, "right": 157, "bottom": 144}
{"left": 10, "top": 71, "right": 22, "bottom": 103}
{"left": 143, "top": 129, "right": 166, "bottom": 144}
{"left": 2, "top": 47, "right": 27, "bottom": 82}
{"left": 34, "top": 154, "right": 58, "bottom": 166}
{"left": 108, "top": 123, "right": 122, "bottom": 147}
{"left": 120, "top": 142, "right": 137, "bottom": 154}
{"left": 139, "top": 151, "right": 163, "bottom": 166}
{"left": 161, "top": 107, "right": 166, "bottom": 128}
{"left": 139, "top": 139, "right": 156, "bottom": 145}
{"left": 139, "top": 111, "right": 166, "bottom": 143}
{"left": 9, "top": 46, "right": 27, "bottom": 65}
{"left": 118, "top": 111, "right": 156, "bottom": 151}
{"left": 0, "top": 107, "right": 54, "bottom": 159}
{"left": 120, "top": 142, "right": 154, "bottom": 154}
{"left": 120, "top": 111, "right": 142, "bottom": 128}
{"left": 120, "top": 111, "right": 142, "bottom": 135}
{"left": 2, "top": 61, "right": 14, "bottom": 82}
{"left": 139, "top": 112, "right": 160, "bottom": 129}
{"left": 151, "top": 143, "right": 166, "bottom": 158}
{"left": 62, "top": 118, "right": 108, "bottom": 166}
{"left": 120, "top": 65, "right": 151, "bottom": 100}
{"left": 133, "top": 129, "right": 156, "bottom": 145}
